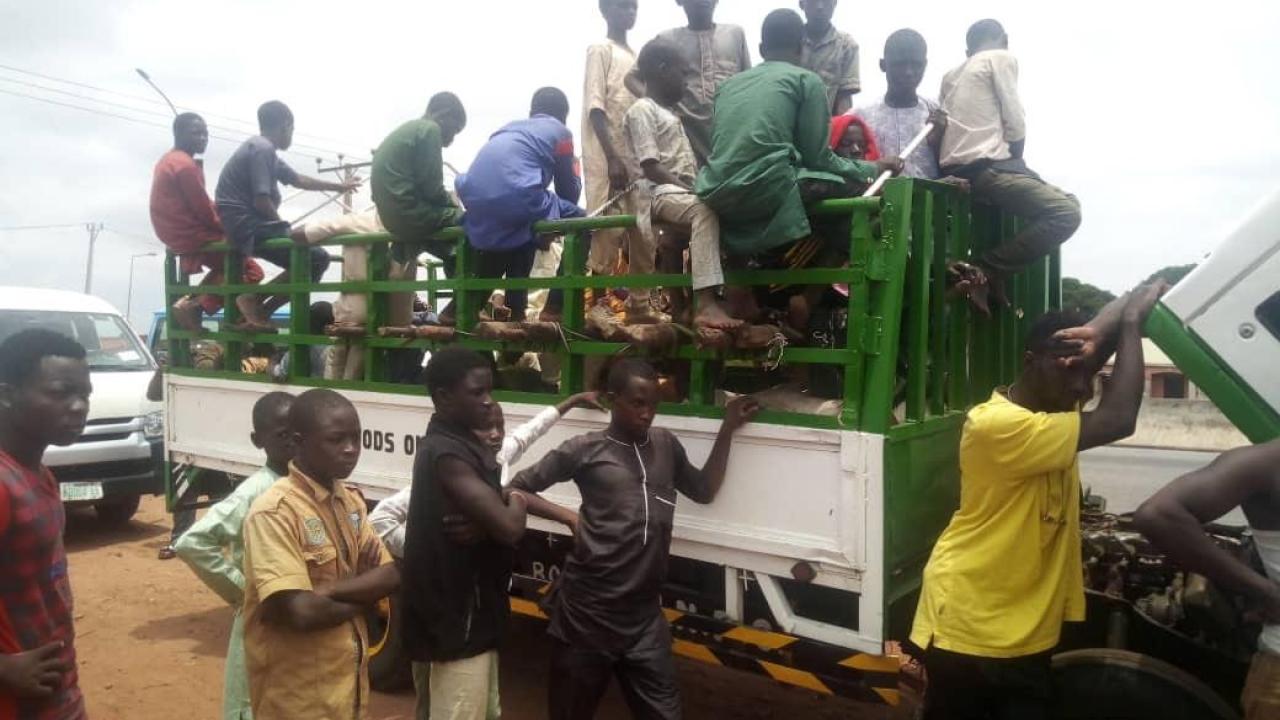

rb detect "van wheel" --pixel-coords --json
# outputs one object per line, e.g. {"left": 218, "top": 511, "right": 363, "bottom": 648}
{"left": 94, "top": 495, "right": 141, "bottom": 527}
{"left": 1051, "top": 648, "right": 1239, "bottom": 720}
{"left": 367, "top": 591, "right": 413, "bottom": 692}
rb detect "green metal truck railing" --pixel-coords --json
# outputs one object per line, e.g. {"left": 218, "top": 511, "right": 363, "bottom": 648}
{"left": 164, "top": 178, "right": 1056, "bottom": 436}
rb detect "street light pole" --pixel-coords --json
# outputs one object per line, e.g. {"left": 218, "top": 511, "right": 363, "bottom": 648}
{"left": 127, "top": 251, "right": 159, "bottom": 321}
{"left": 84, "top": 222, "right": 103, "bottom": 294}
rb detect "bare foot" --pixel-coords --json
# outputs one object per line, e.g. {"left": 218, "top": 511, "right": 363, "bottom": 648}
{"left": 234, "top": 294, "right": 270, "bottom": 327}
{"left": 693, "top": 298, "right": 744, "bottom": 331}
{"left": 170, "top": 300, "right": 203, "bottom": 333}
{"left": 947, "top": 262, "right": 991, "bottom": 316}
{"left": 227, "top": 319, "right": 278, "bottom": 333}
{"left": 625, "top": 297, "right": 660, "bottom": 325}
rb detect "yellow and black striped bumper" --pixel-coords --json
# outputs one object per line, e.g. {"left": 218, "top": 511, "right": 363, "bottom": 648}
{"left": 510, "top": 597, "right": 902, "bottom": 706}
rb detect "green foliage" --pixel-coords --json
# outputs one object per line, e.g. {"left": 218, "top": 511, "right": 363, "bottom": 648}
{"left": 1061, "top": 277, "right": 1116, "bottom": 316}
{"left": 1144, "top": 264, "right": 1196, "bottom": 287}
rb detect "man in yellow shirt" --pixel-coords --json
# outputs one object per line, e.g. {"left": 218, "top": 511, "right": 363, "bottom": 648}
{"left": 910, "top": 284, "right": 1164, "bottom": 719}
{"left": 241, "top": 388, "right": 400, "bottom": 720}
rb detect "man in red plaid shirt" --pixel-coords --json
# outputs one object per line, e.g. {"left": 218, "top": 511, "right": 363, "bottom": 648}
{"left": 0, "top": 328, "right": 91, "bottom": 719}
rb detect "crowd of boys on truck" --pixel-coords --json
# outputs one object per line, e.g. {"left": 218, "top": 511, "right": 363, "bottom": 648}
{"left": 3, "top": 2, "right": 1279, "bottom": 720}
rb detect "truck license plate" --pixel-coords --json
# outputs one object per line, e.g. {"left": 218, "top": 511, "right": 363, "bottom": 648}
{"left": 60, "top": 482, "right": 104, "bottom": 502}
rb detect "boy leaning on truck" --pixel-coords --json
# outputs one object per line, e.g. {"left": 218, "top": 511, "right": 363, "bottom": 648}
{"left": 909, "top": 283, "right": 1164, "bottom": 720}
{"left": 402, "top": 348, "right": 575, "bottom": 720}
{"left": 173, "top": 391, "right": 295, "bottom": 720}
{"left": 370, "top": 389, "right": 601, "bottom": 720}
{"left": 508, "top": 358, "right": 759, "bottom": 720}
{"left": 0, "top": 329, "right": 90, "bottom": 720}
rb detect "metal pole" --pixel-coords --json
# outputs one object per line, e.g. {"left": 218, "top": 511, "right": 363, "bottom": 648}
{"left": 135, "top": 69, "right": 179, "bottom": 117}
{"left": 83, "top": 222, "right": 103, "bottom": 294}
{"left": 127, "top": 256, "right": 137, "bottom": 319}
{"left": 861, "top": 122, "right": 934, "bottom": 198}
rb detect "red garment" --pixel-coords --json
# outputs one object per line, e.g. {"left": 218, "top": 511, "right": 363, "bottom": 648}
{"left": 0, "top": 451, "right": 85, "bottom": 720}
{"left": 149, "top": 149, "right": 223, "bottom": 253}
{"left": 183, "top": 253, "right": 266, "bottom": 315}
{"left": 829, "top": 114, "right": 881, "bottom": 161}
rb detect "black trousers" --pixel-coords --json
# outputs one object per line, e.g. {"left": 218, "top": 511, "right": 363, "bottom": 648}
{"left": 475, "top": 243, "right": 538, "bottom": 320}
{"left": 548, "top": 638, "right": 682, "bottom": 720}
{"left": 921, "top": 645, "right": 1053, "bottom": 720}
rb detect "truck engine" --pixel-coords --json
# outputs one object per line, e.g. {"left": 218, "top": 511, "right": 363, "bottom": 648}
{"left": 1081, "top": 496, "right": 1261, "bottom": 660}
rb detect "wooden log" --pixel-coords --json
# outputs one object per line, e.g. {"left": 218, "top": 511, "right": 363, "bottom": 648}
{"left": 325, "top": 323, "right": 367, "bottom": 338}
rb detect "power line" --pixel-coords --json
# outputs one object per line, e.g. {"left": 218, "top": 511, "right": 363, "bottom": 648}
{"left": 0, "top": 87, "right": 336, "bottom": 161}
{"left": 0, "top": 62, "right": 366, "bottom": 150}
{"left": 0, "top": 223, "right": 88, "bottom": 232}
{"left": 103, "top": 226, "right": 164, "bottom": 248}
{"left": 0, "top": 77, "right": 364, "bottom": 159}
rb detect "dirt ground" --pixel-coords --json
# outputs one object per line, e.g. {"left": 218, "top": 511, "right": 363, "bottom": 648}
{"left": 66, "top": 496, "right": 906, "bottom": 719}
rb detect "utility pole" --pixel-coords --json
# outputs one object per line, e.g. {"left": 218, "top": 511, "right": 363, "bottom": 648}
{"left": 83, "top": 222, "right": 103, "bottom": 294}
{"left": 339, "top": 154, "right": 355, "bottom": 215}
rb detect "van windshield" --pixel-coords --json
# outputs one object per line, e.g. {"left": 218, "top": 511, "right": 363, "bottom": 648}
{"left": 0, "top": 310, "right": 153, "bottom": 371}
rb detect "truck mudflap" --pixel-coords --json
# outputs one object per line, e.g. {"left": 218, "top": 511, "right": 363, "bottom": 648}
{"left": 508, "top": 586, "right": 903, "bottom": 706}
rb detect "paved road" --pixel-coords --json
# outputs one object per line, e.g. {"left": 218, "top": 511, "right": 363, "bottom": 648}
{"left": 1079, "top": 445, "right": 1245, "bottom": 524}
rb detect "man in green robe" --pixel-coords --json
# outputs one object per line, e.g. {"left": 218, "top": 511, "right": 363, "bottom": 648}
{"left": 695, "top": 9, "right": 900, "bottom": 256}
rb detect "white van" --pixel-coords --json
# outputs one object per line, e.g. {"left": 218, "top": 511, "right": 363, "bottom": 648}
{"left": 0, "top": 287, "right": 164, "bottom": 524}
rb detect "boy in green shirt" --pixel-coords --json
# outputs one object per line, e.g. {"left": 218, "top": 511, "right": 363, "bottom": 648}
{"left": 173, "top": 392, "right": 295, "bottom": 720}
{"left": 371, "top": 93, "right": 467, "bottom": 270}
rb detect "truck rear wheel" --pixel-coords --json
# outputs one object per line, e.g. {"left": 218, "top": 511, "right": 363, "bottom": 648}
{"left": 94, "top": 495, "right": 141, "bottom": 527}
{"left": 366, "top": 591, "right": 413, "bottom": 692}
{"left": 1051, "top": 648, "right": 1239, "bottom": 720}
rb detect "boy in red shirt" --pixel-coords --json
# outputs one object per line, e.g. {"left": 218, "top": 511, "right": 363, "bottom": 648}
{"left": 0, "top": 329, "right": 93, "bottom": 719}
{"left": 150, "top": 112, "right": 264, "bottom": 332}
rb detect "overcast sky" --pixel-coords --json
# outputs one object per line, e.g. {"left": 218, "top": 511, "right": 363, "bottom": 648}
{"left": 2, "top": 0, "right": 1278, "bottom": 330}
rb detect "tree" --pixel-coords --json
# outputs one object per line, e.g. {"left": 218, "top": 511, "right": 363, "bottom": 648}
{"left": 1061, "top": 277, "right": 1116, "bottom": 317}
{"left": 1144, "top": 264, "right": 1196, "bottom": 287}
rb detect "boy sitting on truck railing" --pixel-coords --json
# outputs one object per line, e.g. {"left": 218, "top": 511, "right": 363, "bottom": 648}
{"left": 456, "top": 88, "right": 585, "bottom": 325}
{"left": 695, "top": 10, "right": 900, "bottom": 325}
{"left": 625, "top": 37, "right": 738, "bottom": 335}
{"left": 150, "top": 112, "right": 266, "bottom": 333}
{"left": 938, "top": 19, "right": 1081, "bottom": 312}
{"left": 371, "top": 92, "right": 468, "bottom": 325}
{"left": 214, "top": 101, "right": 357, "bottom": 331}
